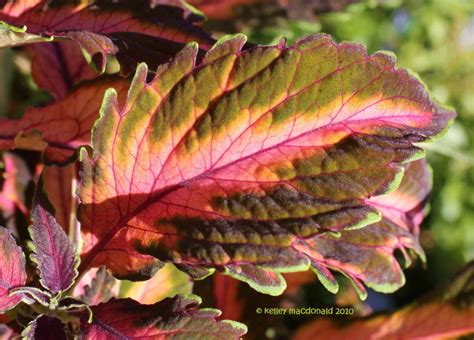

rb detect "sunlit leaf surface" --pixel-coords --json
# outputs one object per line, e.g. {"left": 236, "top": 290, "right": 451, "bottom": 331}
{"left": 78, "top": 34, "right": 454, "bottom": 295}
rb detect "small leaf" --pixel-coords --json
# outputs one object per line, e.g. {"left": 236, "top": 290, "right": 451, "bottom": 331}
{"left": 293, "top": 261, "right": 474, "bottom": 339}
{"left": 22, "top": 315, "right": 67, "bottom": 340}
{"left": 0, "top": 78, "right": 130, "bottom": 164}
{"left": 79, "top": 267, "right": 118, "bottom": 306}
{"left": 120, "top": 263, "right": 193, "bottom": 304}
{"left": 0, "top": 152, "right": 31, "bottom": 226}
{"left": 0, "top": 227, "right": 26, "bottom": 313}
{"left": 78, "top": 34, "right": 454, "bottom": 295}
{"left": 30, "top": 183, "right": 79, "bottom": 293}
{"left": 80, "top": 296, "right": 247, "bottom": 339}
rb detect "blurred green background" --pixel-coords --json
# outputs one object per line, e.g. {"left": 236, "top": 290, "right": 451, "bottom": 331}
{"left": 204, "top": 0, "right": 474, "bottom": 309}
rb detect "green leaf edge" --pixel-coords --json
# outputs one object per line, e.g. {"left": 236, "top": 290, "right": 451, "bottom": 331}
{"left": 82, "top": 34, "right": 455, "bottom": 297}
{"left": 0, "top": 22, "right": 53, "bottom": 47}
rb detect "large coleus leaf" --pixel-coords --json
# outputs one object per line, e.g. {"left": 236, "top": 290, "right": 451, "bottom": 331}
{"left": 0, "top": 78, "right": 129, "bottom": 164}
{"left": 192, "top": 160, "right": 432, "bottom": 338}
{"left": 78, "top": 34, "right": 454, "bottom": 295}
{"left": 29, "top": 186, "right": 79, "bottom": 293}
{"left": 0, "top": 227, "right": 26, "bottom": 312}
{"left": 294, "top": 261, "right": 474, "bottom": 340}
{"left": 0, "top": 0, "right": 214, "bottom": 97}
{"left": 80, "top": 295, "right": 247, "bottom": 339}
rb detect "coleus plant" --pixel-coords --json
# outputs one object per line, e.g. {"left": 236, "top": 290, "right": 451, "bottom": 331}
{"left": 0, "top": 0, "right": 468, "bottom": 339}
{"left": 0, "top": 184, "right": 246, "bottom": 338}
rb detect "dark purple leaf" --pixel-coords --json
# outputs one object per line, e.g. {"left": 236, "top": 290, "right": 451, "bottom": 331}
{"left": 22, "top": 315, "right": 67, "bottom": 340}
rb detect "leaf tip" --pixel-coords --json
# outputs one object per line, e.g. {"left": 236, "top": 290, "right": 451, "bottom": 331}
{"left": 221, "top": 319, "right": 248, "bottom": 336}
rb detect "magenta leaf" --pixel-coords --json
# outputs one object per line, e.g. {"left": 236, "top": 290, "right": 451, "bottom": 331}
{"left": 80, "top": 296, "right": 247, "bottom": 339}
{"left": 29, "top": 184, "right": 79, "bottom": 294}
{"left": 0, "top": 227, "right": 26, "bottom": 313}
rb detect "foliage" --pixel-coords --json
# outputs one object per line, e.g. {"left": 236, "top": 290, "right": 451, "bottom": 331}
{"left": 0, "top": 0, "right": 471, "bottom": 339}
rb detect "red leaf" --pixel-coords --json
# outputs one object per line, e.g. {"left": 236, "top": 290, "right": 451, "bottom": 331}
{"left": 0, "top": 0, "right": 214, "bottom": 96}
{"left": 80, "top": 296, "right": 247, "bottom": 339}
{"left": 0, "top": 0, "right": 42, "bottom": 17}
{"left": 26, "top": 42, "right": 98, "bottom": 99}
{"left": 293, "top": 261, "right": 474, "bottom": 340}
{"left": 0, "top": 78, "right": 130, "bottom": 164}
{"left": 213, "top": 274, "right": 246, "bottom": 322}
{"left": 187, "top": 0, "right": 271, "bottom": 20}
{"left": 78, "top": 35, "right": 454, "bottom": 295}
{"left": 43, "top": 163, "right": 77, "bottom": 233}
{"left": 187, "top": 0, "right": 360, "bottom": 20}
{"left": 0, "top": 227, "right": 26, "bottom": 313}
{"left": 0, "top": 153, "right": 31, "bottom": 225}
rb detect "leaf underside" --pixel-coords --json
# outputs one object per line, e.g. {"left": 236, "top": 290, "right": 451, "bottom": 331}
{"left": 78, "top": 33, "right": 454, "bottom": 296}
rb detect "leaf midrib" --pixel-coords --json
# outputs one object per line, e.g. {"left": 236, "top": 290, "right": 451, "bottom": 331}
{"left": 78, "top": 109, "right": 430, "bottom": 274}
